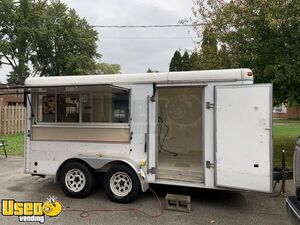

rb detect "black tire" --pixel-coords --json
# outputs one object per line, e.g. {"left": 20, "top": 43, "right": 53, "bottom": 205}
{"left": 58, "top": 161, "right": 95, "bottom": 198}
{"left": 103, "top": 164, "right": 141, "bottom": 203}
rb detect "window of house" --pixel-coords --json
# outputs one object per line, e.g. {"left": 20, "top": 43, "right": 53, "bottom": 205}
{"left": 273, "top": 103, "right": 287, "bottom": 114}
{"left": 35, "top": 86, "right": 129, "bottom": 124}
{"left": 8, "top": 102, "right": 17, "bottom": 106}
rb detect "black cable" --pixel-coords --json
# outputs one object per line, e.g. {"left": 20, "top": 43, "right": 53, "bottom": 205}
{"left": 158, "top": 116, "right": 177, "bottom": 156}
{"left": 64, "top": 186, "right": 164, "bottom": 218}
{"left": 100, "top": 36, "right": 197, "bottom": 40}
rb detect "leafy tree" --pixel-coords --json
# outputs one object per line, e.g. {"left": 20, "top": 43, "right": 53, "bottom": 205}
{"left": 190, "top": 52, "right": 199, "bottom": 70}
{"left": 181, "top": 51, "right": 191, "bottom": 71}
{"left": 0, "top": 0, "right": 43, "bottom": 84}
{"left": 95, "top": 63, "right": 121, "bottom": 74}
{"left": 190, "top": 0, "right": 300, "bottom": 105}
{"left": 6, "top": 68, "right": 30, "bottom": 85}
{"left": 31, "top": 1, "right": 100, "bottom": 77}
{"left": 169, "top": 27, "right": 225, "bottom": 72}
{"left": 0, "top": 0, "right": 100, "bottom": 85}
{"left": 169, "top": 50, "right": 182, "bottom": 71}
{"left": 198, "top": 26, "right": 220, "bottom": 70}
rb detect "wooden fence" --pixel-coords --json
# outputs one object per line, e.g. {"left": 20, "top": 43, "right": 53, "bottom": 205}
{"left": 0, "top": 106, "right": 25, "bottom": 135}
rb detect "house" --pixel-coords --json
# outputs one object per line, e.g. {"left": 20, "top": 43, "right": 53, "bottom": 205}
{"left": 273, "top": 103, "right": 300, "bottom": 119}
{"left": 0, "top": 83, "right": 24, "bottom": 106}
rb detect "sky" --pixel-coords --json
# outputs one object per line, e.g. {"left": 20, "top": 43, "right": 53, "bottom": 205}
{"left": 0, "top": 0, "right": 196, "bottom": 83}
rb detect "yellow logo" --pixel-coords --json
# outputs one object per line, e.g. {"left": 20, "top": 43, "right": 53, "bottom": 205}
{"left": 1, "top": 196, "right": 62, "bottom": 224}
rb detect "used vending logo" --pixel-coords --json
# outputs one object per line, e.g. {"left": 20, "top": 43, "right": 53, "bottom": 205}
{"left": 1, "top": 196, "right": 62, "bottom": 223}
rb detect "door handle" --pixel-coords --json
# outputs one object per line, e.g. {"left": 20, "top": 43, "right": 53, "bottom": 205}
{"left": 265, "top": 128, "right": 271, "bottom": 130}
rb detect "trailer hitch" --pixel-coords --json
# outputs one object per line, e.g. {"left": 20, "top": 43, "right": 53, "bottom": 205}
{"left": 273, "top": 148, "right": 293, "bottom": 196}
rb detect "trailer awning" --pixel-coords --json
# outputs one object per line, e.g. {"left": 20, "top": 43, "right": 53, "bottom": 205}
{"left": 29, "top": 84, "right": 130, "bottom": 93}
{"left": 24, "top": 68, "right": 253, "bottom": 87}
{"left": 0, "top": 84, "right": 131, "bottom": 102}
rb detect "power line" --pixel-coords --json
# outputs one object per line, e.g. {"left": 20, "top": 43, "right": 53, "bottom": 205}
{"left": 90, "top": 23, "right": 207, "bottom": 28}
{"left": 100, "top": 36, "right": 197, "bottom": 40}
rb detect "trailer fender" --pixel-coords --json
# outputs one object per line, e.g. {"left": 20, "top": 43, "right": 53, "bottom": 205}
{"left": 58, "top": 155, "right": 149, "bottom": 192}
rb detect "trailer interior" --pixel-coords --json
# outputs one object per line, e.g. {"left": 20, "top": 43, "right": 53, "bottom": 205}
{"left": 157, "top": 86, "right": 204, "bottom": 183}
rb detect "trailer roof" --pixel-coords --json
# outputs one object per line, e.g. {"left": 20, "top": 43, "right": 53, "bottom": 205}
{"left": 25, "top": 68, "right": 253, "bottom": 87}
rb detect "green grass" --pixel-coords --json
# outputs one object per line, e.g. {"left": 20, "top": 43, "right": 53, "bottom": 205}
{"left": 1, "top": 133, "right": 24, "bottom": 157}
{"left": 2, "top": 119, "right": 300, "bottom": 168}
{"left": 273, "top": 119, "right": 300, "bottom": 168}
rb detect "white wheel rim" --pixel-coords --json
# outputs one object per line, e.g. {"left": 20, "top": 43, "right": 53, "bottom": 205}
{"left": 110, "top": 172, "right": 132, "bottom": 197}
{"left": 65, "top": 169, "right": 86, "bottom": 192}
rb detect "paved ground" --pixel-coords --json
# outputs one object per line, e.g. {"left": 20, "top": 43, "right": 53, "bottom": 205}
{"left": 0, "top": 156, "right": 294, "bottom": 225}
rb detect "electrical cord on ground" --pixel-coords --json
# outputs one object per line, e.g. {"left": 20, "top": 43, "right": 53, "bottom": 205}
{"left": 63, "top": 187, "right": 164, "bottom": 218}
{"left": 158, "top": 116, "right": 177, "bottom": 156}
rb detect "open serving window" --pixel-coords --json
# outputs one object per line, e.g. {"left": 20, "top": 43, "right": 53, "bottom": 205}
{"left": 30, "top": 85, "right": 131, "bottom": 143}
{"left": 33, "top": 85, "right": 130, "bottom": 125}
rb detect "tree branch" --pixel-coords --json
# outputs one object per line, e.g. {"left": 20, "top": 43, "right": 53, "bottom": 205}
{"left": 32, "top": 68, "right": 40, "bottom": 77}
{"left": 0, "top": 61, "right": 11, "bottom": 65}
{"left": 2, "top": 54, "right": 17, "bottom": 68}
{"left": 11, "top": 55, "right": 17, "bottom": 68}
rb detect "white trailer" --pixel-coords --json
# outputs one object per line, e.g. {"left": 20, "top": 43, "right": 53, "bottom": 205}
{"left": 24, "top": 68, "right": 273, "bottom": 203}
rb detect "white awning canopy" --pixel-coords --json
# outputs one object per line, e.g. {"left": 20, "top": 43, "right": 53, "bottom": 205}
{"left": 25, "top": 68, "right": 253, "bottom": 87}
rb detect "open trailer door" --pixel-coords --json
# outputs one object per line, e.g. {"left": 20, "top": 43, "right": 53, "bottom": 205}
{"left": 215, "top": 84, "right": 273, "bottom": 192}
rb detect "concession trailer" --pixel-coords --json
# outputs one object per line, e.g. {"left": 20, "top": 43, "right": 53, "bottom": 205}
{"left": 23, "top": 68, "right": 273, "bottom": 203}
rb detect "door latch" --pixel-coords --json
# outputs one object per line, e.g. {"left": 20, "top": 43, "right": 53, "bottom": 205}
{"left": 206, "top": 161, "right": 214, "bottom": 169}
{"left": 148, "top": 167, "right": 155, "bottom": 174}
{"left": 206, "top": 102, "right": 214, "bottom": 109}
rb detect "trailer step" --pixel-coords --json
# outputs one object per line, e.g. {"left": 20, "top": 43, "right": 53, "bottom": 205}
{"left": 156, "top": 169, "right": 203, "bottom": 182}
{"left": 165, "top": 194, "right": 191, "bottom": 213}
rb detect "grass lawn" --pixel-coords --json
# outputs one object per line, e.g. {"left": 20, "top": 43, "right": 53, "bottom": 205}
{"left": 0, "top": 133, "right": 24, "bottom": 157}
{"left": 1, "top": 120, "right": 299, "bottom": 168}
{"left": 273, "top": 119, "right": 300, "bottom": 168}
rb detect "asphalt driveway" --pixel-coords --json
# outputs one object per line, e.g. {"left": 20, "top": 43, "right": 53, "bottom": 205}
{"left": 0, "top": 156, "right": 294, "bottom": 225}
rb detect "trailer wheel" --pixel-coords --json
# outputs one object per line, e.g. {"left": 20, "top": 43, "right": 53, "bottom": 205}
{"left": 58, "top": 161, "right": 95, "bottom": 198}
{"left": 103, "top": 164, "right": 140, "bottom": 203}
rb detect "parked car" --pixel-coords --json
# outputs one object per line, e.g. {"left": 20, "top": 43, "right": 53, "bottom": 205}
{"left": 286, "top": 137, "right": 300, "bottom": 224}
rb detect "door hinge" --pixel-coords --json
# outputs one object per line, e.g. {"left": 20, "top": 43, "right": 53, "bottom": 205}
{"left": 206, "top": 102, "right": 214, "bottom": 109}
{"left": 206, "top": 161, "right": 214, "bottom": 169}
{"left": 27, "top": 130, "right": 31, "bottom": 138}
{"left": 130, "top": 132, "right": 133, "bottom": 141}
{"left": 148, "top": 167, "right": 155, "bottom": 174}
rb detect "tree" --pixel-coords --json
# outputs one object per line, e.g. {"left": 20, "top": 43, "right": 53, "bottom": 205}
{"left": 191, "top": 26, "right": 225, "bottom": 71}
{"left": 95, "top": 63, "right": 121, "bottom": 74}
{"left": 181, "top": 51, "right": 191, "bottom": 71}
{"left": 198, "top": 26, "right": 219, "bottom": 70}
{"left": 31, "top": 1, "right": 100, "bottom": 78}
{"left": 190, "top": 52, "right": 199, "bottom": 70}
{"left": 0, "top": 0, "right": 100, "bottom": 85}
{"left": 0, "top": 0, "right": 43, "bottom": 84}
{"left": 169, "top": 27, "right": 226, "bottom": 72}
{"left": 146, "top": 68, "right": 158, "bottom": 73}
{"left": 190, "top": 0, "right": 300, "bottom": 105}
{"left": 169, "top": 50, "right": 182, "bottom": 71}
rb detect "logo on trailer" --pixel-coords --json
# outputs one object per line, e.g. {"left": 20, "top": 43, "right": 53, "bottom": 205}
{"left": 1, "top": 196, "right": 62, "bottom": 224}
